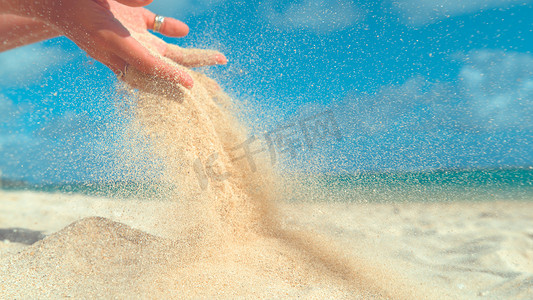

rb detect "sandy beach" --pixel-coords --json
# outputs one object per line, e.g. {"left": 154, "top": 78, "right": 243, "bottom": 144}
{"left": 1, "top": 190, "right": 532, "bottom": 299}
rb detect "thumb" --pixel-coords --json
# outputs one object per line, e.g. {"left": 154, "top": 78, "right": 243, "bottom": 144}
{"left": 114, "top": 0, "right": 153, "bottom": 7}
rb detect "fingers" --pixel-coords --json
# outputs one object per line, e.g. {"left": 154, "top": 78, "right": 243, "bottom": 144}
{"left": 133, "top": 31, "right": 167, "bottom": 54}
{"left": 114, "top": 0, "right": 153, "bottom": 7}
{"left": 165, "top": 44, "right": 227, "bottom": 68}
{"left": 85, "top": 48, "right": 128, "bottom": 79}
{"left": 143, "top": 10, "right": 189, "bottom": 37}
{"left": 107, "top": 54, "right": 128, "bottom": 77}
{"left": 112, "top": 35, "right": 194, "bottom": 88}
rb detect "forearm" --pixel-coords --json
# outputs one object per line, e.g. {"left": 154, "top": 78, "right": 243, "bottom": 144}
{"left": 0, "top": 0, "right": 61, "bottom": 51}
{"left": 0, "top": 0, "right": 55, "bottom": 19}
{"left": 0, "top": 14, "right": 60, "bottom": 51}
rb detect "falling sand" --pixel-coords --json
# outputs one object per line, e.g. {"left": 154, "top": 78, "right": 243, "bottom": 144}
{"left": 0, "top": 47, "right": 436, "bottom": 298}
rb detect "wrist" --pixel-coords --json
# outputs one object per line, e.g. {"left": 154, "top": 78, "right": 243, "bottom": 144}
{"left": 2, "top": 0, "right": 58, "bottom": 22}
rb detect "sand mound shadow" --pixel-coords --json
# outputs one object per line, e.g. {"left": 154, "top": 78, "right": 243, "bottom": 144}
{"left": 0, "top": 228, "right": 46, "bottom": 245}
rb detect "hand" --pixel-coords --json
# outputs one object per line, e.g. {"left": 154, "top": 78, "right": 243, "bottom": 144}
{"left": 0, "top": 15, "right": 61, "bottom": 52}
{"left": 15, "top": 0, "right": 227, "bottom": 88}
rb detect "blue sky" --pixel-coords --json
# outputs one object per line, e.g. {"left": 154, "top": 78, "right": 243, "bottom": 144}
{"left": 1, "top": 0, "right": 532, "bottom": 183}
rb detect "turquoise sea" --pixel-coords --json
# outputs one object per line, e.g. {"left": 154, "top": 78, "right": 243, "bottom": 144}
{"left": 291, "top": 167, "right": 533, "bottom": 203}
{"left": 1, "top": 167, "right": 531, "bottom": 203}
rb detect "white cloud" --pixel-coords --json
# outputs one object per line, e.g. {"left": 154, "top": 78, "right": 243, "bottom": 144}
{"left": 0, "top": 93, "right": 34, "bottom": 133}
{"left": 263, "top": 0, "right": 365, "bottom": 33}
{"left": 0, "top": 134, "right": 34, "bottom": 148}
{"left": 0, "top": 43, "right": 69, "bottom": 87}
{"left": 393, "top": 0, "right": 533, "bottom": 26}
{"left": 0, "top": 94, "right": 38, "bottom": 177}
{"left": 338, "top": 76, "right": 461, "bottom": 137}
{"left": 0, "top": 99, "right": 33, "bottom": 150}
{"left": 334, "top": 50, "right": 533, "bottom": 135}
{"left": 0, "top": 94, "right": 17, "bottom": 121}
{"left": 304, "top": 55, "right": 533, "bottom": 171}
{"left": 459, "top": 50, "right": 533, "bottom": 129}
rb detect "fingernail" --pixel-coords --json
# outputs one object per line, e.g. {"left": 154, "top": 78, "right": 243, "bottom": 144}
{"left": 215, "top": 54, "right": 227, "bottom": 64}
{"left": 183, "top": 75, "right": 194, "bottom": 89}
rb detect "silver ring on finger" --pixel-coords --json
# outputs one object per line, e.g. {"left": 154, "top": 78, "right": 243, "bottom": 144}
{"left": 153, "top": 15, "right": 165, "bottom": 33}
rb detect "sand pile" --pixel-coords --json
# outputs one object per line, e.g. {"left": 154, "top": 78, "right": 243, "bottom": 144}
{"left": 1, "top": 217, "right": 178, "bottom": 298}
{"left": 0, "top": 39, "right": 429, "bottom": 298}
{"left": 0, "top": 214, "right": 412, "bottom": 298}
